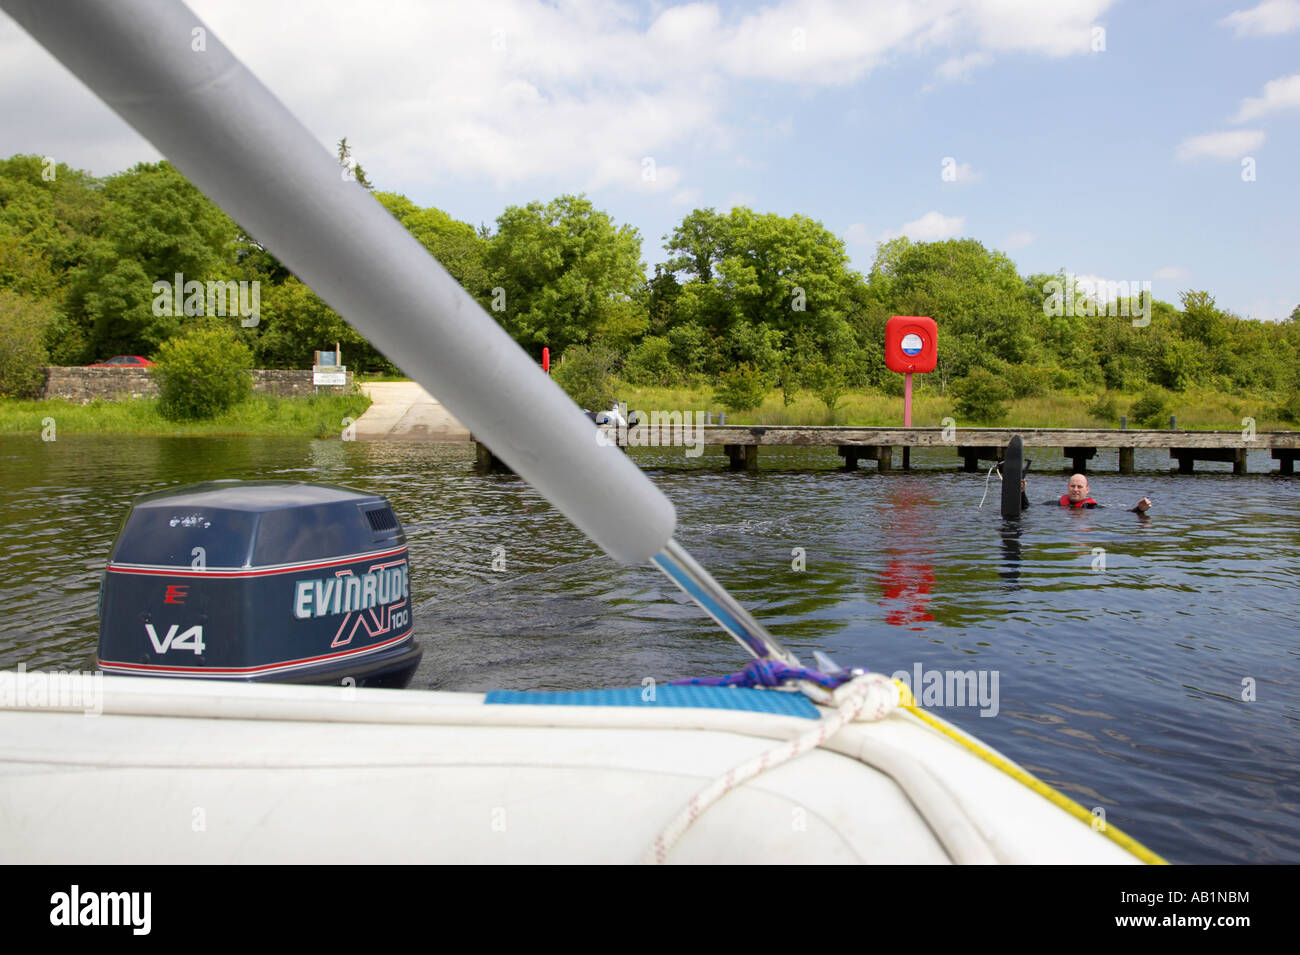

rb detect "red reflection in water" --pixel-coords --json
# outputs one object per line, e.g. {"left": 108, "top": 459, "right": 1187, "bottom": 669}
{"left": 877, "top": 479, "right": 935, "bottom": 629}
{"left": 878, "top": 559, "right": 934, "bottom": 629}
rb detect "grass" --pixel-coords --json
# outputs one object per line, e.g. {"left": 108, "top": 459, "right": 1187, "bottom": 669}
{"left": 203, "top": 374, "right": 1291, "bottom": 432}
{"left": 611, "top": 384, "right": 1294, "bottom": 431}
{"left": 0, "top": 393, "right": 372, "bottom": 437}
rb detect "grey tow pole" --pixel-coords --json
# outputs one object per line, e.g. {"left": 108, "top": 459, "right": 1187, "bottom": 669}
{"left": 1, "top": 0, "right": 800, "bottom": 667}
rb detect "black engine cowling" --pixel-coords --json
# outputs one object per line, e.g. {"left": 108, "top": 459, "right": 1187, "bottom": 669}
{"left": 98, "top": 480, "right": 421, "bottom": 687}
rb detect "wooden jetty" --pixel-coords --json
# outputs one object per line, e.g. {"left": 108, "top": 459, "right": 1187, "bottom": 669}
{"left": 475, "top": 426, "right": 1300, "bottom": 475}
{"left": 698, "top": 426, "right": 1300, "bottom": 475}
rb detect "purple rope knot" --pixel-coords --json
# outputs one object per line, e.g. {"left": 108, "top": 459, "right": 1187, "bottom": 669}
{"left": 671, "top": 658, "right": 862, "bottom": 690}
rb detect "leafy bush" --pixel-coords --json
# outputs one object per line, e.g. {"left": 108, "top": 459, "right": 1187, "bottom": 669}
{"left": 1275, "top": 390, "right": 1300, "bottom": 424}
{"left": 1087, "top": 391, "right": 1118, "bottom": 424}
{"left": 1003, "top": 363, "right": 1051, "bottom": 398}
{"left": 1129, "top": 389, "right": 1169, "bottom": 428}
{"left": 714, "top": 364, "right": 769, "bottom": 413}
{"left": 801, "top": 359, "right": 850, "bottom": 418}
{"left": 879, "top": 372, "right": 905, "bottom": 397}
{"left": 622, "top": 335, "right": 676, "bottom": 386}
{"left": 0, "top": 290, "right": 52, "bottom": 399}
{"left": 1049, "top": 364, "right": 1080, "bottom": 391}
{"left": 154, "top": 327, "right": 253, "bottom": 420}
{"left": 1154, "top": 338, "right": 1208, "bottom": 391}
{"left": 777, "top": 361, "right": 801, "bottom": 406}
{"left": 951, "top": 367, "right": 1011, "bottom": 424}
{"left": 666, "top": 322, "right": 713, "bottom": 376}
{"left": 552, "top": 344, "right": 619, "bottom": 410}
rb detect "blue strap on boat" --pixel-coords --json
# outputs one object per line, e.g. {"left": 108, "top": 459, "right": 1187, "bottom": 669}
{"left": 484, "top": 684, "right": 822, "bottom": 719}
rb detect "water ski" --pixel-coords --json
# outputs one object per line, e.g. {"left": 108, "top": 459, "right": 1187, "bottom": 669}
{"left": 1001, "top": 435, "right": 1024, "bottom": 520}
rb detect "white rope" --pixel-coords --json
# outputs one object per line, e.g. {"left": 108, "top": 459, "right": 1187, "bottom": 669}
{"left": 977, "top": 460, "right": 1002, "bottom": 509}
{"left": 642, "top": 674, "right": 900, "bottom": 864}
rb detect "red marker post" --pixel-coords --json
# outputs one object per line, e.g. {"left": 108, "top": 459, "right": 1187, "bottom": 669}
{"left": 542, "top": 347, "right": 550, "bottom": 374}
{"left": 885, "top": 316, "right": 937, "bottom": 469}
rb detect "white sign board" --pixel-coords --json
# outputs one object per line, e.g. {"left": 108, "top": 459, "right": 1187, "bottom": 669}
{"left": 313, "top": 365, "right": 347, "bottom": 386}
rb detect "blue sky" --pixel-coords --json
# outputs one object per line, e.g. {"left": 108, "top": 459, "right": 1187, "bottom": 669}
{"left": 2, "top": 0, "right": 1296, "bottom": 320}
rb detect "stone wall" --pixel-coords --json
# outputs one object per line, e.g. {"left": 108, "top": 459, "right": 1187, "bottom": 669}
{"left": 42, "top": 367, "right": 353, "bottom": 402}
{"left": 251, "top": 369, "right": 354, "bottom": 397}
{"left": 43, "top": 367, "right": 157, "bottom": 401}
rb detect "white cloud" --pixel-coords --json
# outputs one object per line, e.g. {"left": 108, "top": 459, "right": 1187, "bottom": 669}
{"left": 1219, "top": 0, "right": 1300, "bottom": 36}
{"left": 1073, "top": 274, "right": 1149, "bottom": 303}
{"left": 1175, "top": 129, "right": 1266, "bottom": 160}
{"left": 1233, "top": 73, "right": 1300, "bottom": 122}
{"left": 0, "top": 0, "right": 1127, "bottom": 196}
{"left": 935, "top": 52, "right": 992, "bottom": 83}
{"left": 882, "top": 211, "right": 966, "bottom": 242}
{"left": 1002, "top": 230, "right": 1037, "bottom": 250}
{"left": 843, "top": 222, "right": 873, "bottom": 245}
{"left": 965, "top": 0, "right": 1117, "bottom": 56}
{"left": 1153, "top": 266, "right": 1190, "bottom": 281}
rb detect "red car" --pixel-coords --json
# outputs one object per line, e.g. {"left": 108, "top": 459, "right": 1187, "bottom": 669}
{"left": 88, "top": 356, "right": 155, "bottom": 367}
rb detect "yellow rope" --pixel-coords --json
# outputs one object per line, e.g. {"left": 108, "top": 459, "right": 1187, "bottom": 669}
{"left": 894, "top": 680, "right": 1168, "bottom": 865}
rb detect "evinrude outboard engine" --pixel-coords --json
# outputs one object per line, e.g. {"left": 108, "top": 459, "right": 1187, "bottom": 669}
{"left": 98, "top": 480, "right": 421, "bottom": 687}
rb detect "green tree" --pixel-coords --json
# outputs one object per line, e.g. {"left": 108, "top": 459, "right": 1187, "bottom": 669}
{"left": 255, "top": 277, "right": 394, "bottom": 372}
{"left": 0, "top": 155, "right": 106, "bottom": 298}
{"left": 0, "top": 289, "right": 52, "bottom": 398}
{"left": 336, "top": 137, "right": 373, "bottom": 190}
{"left": 0, "top": 155, "right": 110, "bottom": 364}
{"left": 0, "top": 225, "right": 59, "bottom": 304}
{"left": 664, "top": 208, "right": 731, "bottom": 282}
{"left": 486, "top": 195, "right": 645, "bottom": 355}
{"left": 661, "top": 207, "right": 862, "bottom": 378}
{"left": 374, "top": 192, "right": 489, "bottom": 303}
{"left": 592, "top": 296, "right": 650, "bottom": 352}
{"left": 69, "top": 161, "right": 238, "bottom": 359}
{"left": 1178, "top": 291, "right": 1228, "bottom": 350}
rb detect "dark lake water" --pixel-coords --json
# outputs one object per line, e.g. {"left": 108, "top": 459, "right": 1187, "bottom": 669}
{"left": 1, "top": 434, "right": 1297, "bottom": 864}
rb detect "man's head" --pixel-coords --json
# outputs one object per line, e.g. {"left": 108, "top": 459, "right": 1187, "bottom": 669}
{"left": 1067, "top": 473, "right": 1090, "bottom": 503}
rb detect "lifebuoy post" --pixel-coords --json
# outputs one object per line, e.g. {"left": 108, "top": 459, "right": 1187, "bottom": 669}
{"left": 885, "top": 317, "right": 938, "bottom": 468}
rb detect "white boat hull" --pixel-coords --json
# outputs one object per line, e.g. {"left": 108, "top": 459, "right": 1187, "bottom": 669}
{"left": 0, "top": 676, "right": 1142, "bottom": 864}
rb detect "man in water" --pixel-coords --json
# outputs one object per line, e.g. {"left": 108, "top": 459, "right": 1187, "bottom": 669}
{"left": 1022, "top": 473, "right": 1151, "bottom": 513}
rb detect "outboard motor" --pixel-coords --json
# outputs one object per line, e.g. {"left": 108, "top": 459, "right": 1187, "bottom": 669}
{"left": 98, "top": 480, "right": 421, "bottom": 687}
